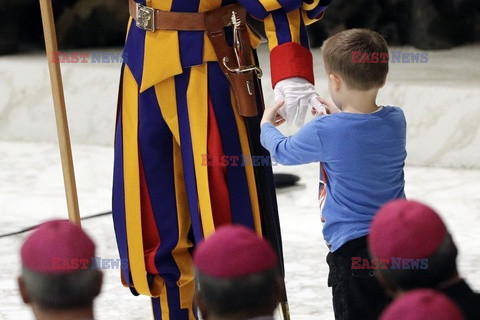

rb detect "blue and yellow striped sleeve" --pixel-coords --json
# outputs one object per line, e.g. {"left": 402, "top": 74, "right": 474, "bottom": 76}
{"left": 239, "top": 0, "right": 330, "bottom": 19}
{"left": 239, "top": 0, "right": 332, "bottom": 87}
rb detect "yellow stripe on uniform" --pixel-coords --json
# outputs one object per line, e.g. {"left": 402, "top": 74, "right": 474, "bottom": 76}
{"left": 126, "top": 17, "right": 132, "bottom": 37}
{"left": 247, "top": 27, "right": 263, "bottom": 49}
{"left": 153, "top": 78, "right": 195, "bottom": 318}
{"left": 173, "top": 141, "right": 196, "bottom": 319}
{"left": 154, "top": 78, "right": 180, "bottom": 144}
{"left": 186, "top": 64, "right": 215, "bottom": 237}
{"left": 302, "top": 9, "right": 325, "bottom": 25}
{"left": 141, "top": 0, "right": 181, "bottom": 91}
{"left": 159, "top": 282, "right": 171, "bottom": 319}
{"left": 203, "top": 33, "right": 219, "bottom": 63}
{"left": 264, "top": 15, "right": 278, "bottom": 51}
{"left": 141, "top": 30, "right": 183, "bottom": 92}
{"left": 259, "top": 0, "right": 282, "bottom": 12}
{"left": 149, "top": 284, "right": 170, "bottom": 320}
{"left": 230, "top": 93, "right": 263, "bottom": 236}
{"left": 160, "top": 289, "right": 170, "bottom": 319}
{"left": 200, "top": 0, "right": 225, "bottom": 62}
{"left": 264, "top": 9, "right": 303, "bottom": 51}
{"left": 198, "top": 0, "right": 221, "bottom": 11}
{"left": 303, "top": 0, "right": 320, "bottom": 11}
{"left": 150, "top": 0, "right": 172, "bottom": 10}
{"left": 287, "top": 9, "right": 302, "bottom": 44}
{"left": 122, "top": 65, "right": 152, "bottom": 296}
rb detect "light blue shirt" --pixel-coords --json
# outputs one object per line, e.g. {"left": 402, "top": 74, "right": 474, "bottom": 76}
{"left": 261, "top": 106, "right": 407, "bottom": 252}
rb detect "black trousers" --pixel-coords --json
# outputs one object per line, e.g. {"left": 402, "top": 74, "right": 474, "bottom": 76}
{"left": 326, "top": 236, "right": 390, "bottom": 320}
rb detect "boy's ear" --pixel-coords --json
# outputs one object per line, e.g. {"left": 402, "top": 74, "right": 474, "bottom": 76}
{"left": 329, "top": 73, "right": 341, "bottom": 91}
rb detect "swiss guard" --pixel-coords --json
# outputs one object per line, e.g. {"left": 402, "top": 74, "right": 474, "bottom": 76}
{"left": 112, "top": 0, "right": 330, "bottom": 319}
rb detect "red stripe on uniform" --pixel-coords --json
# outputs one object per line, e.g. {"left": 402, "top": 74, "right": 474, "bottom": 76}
{"left": 139, "top": 158, "right": 161, "bottom": 275}
{"left": 207, "top": 97, "right": 232, "bottom": 227}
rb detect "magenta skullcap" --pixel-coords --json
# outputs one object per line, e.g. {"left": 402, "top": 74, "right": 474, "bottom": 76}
{"left": 21, "top": 219, "right": 95, "bottom": 274}
{"left": 381, "top": 289, "right": 464, "bottom": 320}
{"left": 193, "top": 225, "right": 278, "bottom": 278}
{"left": 368, "top": 199, "right": 447, "bottom": 264}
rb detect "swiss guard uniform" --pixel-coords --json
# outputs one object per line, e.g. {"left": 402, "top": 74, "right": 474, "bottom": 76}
{"left": 112, "top": 0, "right": 329, "bottom": 319}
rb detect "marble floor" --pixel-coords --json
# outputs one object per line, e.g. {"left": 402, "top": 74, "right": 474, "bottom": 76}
{"left": 0, "top": 141, "right": 479, "bottom": 319}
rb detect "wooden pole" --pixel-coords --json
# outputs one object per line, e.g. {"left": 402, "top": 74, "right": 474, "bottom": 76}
{"left": 39, "top": 0, "right": 81, "bottom": 226}
{"left": 280, "top": 301, "right": 290, "bottom": 320}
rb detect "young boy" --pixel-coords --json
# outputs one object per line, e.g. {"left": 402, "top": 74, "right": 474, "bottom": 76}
{"left": 260, "top": 28, "right": 407, "bottom": 319}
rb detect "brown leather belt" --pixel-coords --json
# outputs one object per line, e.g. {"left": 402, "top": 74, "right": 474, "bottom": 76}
{"left": 129, "top": 0, "right": 207, "bottom": 31}
{"left": 128, "top": 0, "right": 261, "bottom": 117}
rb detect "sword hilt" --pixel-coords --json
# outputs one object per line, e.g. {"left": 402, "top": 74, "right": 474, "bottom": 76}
{"left": 222, "top": 57, "right": 263, "bottom": 78}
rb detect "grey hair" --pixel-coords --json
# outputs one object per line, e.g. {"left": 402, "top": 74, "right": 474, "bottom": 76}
{"left": 21, "top": 267, "right": 101, "bottom": 310}
{"left": 377, "top": 233, "right": 458, "bottom": 291}
{"left": 195, "top": 267, "right": 282, "bottom": 316}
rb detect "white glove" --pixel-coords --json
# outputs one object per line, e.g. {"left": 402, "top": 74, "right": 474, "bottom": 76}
{"left": 273, "top": 77, "right": 326, "bottom": 127}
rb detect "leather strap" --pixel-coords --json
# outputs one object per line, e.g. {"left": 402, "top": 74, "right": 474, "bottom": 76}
{"left": 128, "top": 0, "right": 261, "bottom": 117}
{"left": 205, "top": 4, "right": 259, "bottom": 117}
{"left": 129, "top": 0, "right": 207, "bottom": 31}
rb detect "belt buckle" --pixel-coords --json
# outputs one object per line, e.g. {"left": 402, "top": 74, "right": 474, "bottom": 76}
{"left": 136, "top": 3, "right": 155, "bottom": 32}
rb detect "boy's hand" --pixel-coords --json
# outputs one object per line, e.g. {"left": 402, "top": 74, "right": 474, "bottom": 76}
{"left": 311, "top": 101, "right": 327, "bottom": 117}
{"left": 261, "top": 101, "right": 286, "bottom": 127}
{"left": 317, "top": 97, "right": 341, "bottom": 114}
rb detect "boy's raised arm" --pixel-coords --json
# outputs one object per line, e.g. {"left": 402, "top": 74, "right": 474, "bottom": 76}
{"left": 260, "top": 119, "right": 324, "bottom": 165}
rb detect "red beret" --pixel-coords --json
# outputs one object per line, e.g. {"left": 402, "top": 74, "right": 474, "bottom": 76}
{"left": 381, "top": 289, "right": 464, "bottom": 320}
{"left": 193, "top": 225, "right": 278, "bottom": 278}
{"left": 368, "top": 200, "right": 446, "bottom": 264}
{"left": 21, "top": 219, "right": 95, "bottom": 274}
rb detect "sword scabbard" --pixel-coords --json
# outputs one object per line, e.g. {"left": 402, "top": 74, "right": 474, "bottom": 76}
{"left": 205, "top": 4, "right": 260, "bottom": 117}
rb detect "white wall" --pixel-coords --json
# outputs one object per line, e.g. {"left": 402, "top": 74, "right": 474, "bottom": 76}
{"left": 1, "top": 45, "right": 479, "bottom": 169}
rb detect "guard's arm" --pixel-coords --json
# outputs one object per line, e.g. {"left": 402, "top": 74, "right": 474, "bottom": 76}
{"left": 239, "top": 0, "right": 332, "bottom": 126}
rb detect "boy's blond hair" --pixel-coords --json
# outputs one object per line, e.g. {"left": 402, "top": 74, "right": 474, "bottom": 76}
{"left": 321, "top": 28, "right": 389, "bottom": 91}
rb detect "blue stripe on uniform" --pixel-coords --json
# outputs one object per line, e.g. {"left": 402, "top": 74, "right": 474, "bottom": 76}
{"left": 167, "top": 284, "right": 189, "bottom": 319}
{"left": 138, "top": 86, "right": 181, "bottom": 284}
{"left": 299, "top": 15, "right": 309, "bottom": 48}
{"left": 207, "top": 62, "right": 255, "bottom": 229}
{"left": 123, "top": 23, "right": 146, "bottom": 86}
{"left": 175, "top": 69, "right": 204, "bottom": 243}
{"left": 139, "top": 86, "right": 189, "bottom": 320}
{"left": 277, "top": 0, "right": 302, "bottom": 12}
{"left": 172, "top": 0, "right": 204, "bottom": 68}
{"left": 112, "top": 65, "right": 132, "bottom": 287}
{"left": 237, "top": 0, "right": 269, "bottom": 19}
{"left": 271, "top": 10, "right": 292, "bottom": 45}
{"left": 151, "top": 297, "right": 162, "bottom": 320}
